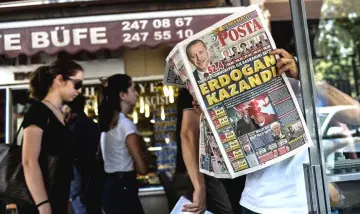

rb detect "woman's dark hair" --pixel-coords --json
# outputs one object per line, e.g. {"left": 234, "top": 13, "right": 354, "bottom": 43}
{"left": 99, "top": 74, "right": 132, "bottom": 132}
{"left": 67, "top": 94, "right": 86, "bottom": 114}
{"left": 29, "top": 59, "right": 83, "bottom": 101}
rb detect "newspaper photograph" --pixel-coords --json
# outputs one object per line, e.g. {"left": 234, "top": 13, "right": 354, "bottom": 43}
{"left": 163, "top": 48, "right": 185, "bottom": 87}
{"left": 165, "top": 5, "right": 312, "bottom": 178}
{"left": 165, "top": 48, "right": 198, "bottom": 98}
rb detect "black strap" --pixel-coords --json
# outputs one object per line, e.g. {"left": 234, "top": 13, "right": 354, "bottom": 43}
{"left": 35, "top": 199, "right": 49, "bottom": 208}
{"left": 95, "top": 142, "right": 102, "bottom": 160}
{"left": 10, "top": 102, "right": 34, "bottom": 147}
{"left": 10, "top": 115, "right": 26, "bottom": 147}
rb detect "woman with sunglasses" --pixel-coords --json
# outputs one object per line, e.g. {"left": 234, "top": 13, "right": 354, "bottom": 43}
{"left": 99, "top": 74, "right": 148, "bottom": 214}
{"left": 19, "top": 59, "right": 84, "bottom": 214}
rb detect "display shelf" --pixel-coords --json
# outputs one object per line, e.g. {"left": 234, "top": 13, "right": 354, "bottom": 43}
{"left": 138, "top": 131, "right": 154, "bottom": 137}
{"left": 139, "top": 186, "right": 165, "bottom": 197}
{"left": 327, "top": 172, "right": 360, "bottom": 182}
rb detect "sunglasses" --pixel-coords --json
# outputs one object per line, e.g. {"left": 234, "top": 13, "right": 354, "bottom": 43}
{"left": 62, "top": 75, "right": 83, "bottom": 90}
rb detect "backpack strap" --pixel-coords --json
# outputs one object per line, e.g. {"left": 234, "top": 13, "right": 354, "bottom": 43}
{"left": 10, "top": 120, "right": 25, "bottom": 147}
{"left": 10, "top": 101, "right": 32, "bottom": 147}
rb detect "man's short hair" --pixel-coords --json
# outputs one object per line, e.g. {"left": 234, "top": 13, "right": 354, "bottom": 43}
{"left": 186, "top": 39, "right": 207, "bottom": 58}
{"left": 68, "top": 94, "right": 86, "bottom": 114}
{"left": 270, "top": 121, "right": 281, "bottom": 129}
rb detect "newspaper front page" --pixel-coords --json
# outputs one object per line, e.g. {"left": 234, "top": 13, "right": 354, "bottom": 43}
{"left": 166, "top": 5, "right": 312, "bottom": 178}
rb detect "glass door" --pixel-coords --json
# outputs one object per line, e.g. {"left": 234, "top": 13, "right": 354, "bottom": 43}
{"left": 288, "top": 0, "right": 360, "bottom": 213}
{"left": 303, "top": 0, "right": 360, "bottom": 213}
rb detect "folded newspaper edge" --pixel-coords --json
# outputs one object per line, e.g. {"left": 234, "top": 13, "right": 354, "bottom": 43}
{"left": 170, "top": 196, "right": 213, "bottom": 214}
{"left": 164, "top": 5, "right": 312, "bottom": 179}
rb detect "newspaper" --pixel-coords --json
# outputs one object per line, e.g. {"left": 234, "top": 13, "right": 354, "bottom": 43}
{"left": 199, "top": 114, "right": 231, "bottom": 178}
{"left": 163, "top": 55, "right": 184, "bottom": 87}
{"left": 170, "top": 196, "right": 213, "bottom": 214}
{"left": 165, "top": 5, "right": 312, "bottom": 178}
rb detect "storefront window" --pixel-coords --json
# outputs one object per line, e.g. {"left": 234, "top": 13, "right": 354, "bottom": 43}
{"left": 132, "top": 80, "right": 179, "bottom": 188}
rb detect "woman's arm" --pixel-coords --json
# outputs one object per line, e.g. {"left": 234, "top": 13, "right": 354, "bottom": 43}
{"left": 126, "top": 134, "right": 148, "bottom": 175}
{"left": 22, "top": 126, "right": 51, "bottom": 213}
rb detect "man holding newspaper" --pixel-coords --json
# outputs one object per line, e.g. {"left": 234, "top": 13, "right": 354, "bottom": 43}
{"left": 190, "top": 47, "right": 304, "bottom": 214}
{"left": 164, "top": 5, "right": 360, "bottom": 214}
{"left": 164, "top": 5, "right": 311, "bottom": 213}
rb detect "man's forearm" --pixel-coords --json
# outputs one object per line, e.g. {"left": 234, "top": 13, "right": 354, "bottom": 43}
{"left": 181, "top": 132, "right": 205, "bottom": 191}
{"left": 318, "top": 83, "right": 358, "bottom": 106}
{"left": 316, "top": 82, "right": 360, "bottom": 125}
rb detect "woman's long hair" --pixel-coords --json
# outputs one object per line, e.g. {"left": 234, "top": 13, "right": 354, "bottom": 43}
{"left": 98, "top": 74, "right": 132, "bottom": 132}
{"left": 29, "top": 59, "right": 83, "bottom": 101}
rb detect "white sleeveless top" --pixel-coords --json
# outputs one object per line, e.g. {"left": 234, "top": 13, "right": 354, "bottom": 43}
{"left": 100, "top": 113, "right": 137, "bottom": 173}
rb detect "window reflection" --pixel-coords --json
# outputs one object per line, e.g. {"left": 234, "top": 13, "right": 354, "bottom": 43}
{"left": 312, "top": 1, "right": 360, "bottom": 212}
{"left": 319, "top": 107, "right": 360, "bottom": 175}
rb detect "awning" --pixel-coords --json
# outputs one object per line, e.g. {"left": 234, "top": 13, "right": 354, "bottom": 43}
{"left": 0, "top": 7, "right": 243, "bottom": 57}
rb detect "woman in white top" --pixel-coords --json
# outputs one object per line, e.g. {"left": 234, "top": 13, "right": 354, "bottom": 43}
{"left": 99, "top": 74, "right": 148, "bottom": 214}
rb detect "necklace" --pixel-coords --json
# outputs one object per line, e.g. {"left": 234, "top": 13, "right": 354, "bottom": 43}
{"left": 43, "top": 100, "right": 62, "bottom": 111}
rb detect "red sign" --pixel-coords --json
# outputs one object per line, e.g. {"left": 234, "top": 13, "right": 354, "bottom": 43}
{"left": 0, "top": 13, "right": 230, "bottom": 57}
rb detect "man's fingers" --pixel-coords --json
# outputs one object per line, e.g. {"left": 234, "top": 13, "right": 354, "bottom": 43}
{"left": 183, "top": 203, "right": 199, "bottom": 209}
{"left": 276, "top": 58, "right": 294, "bottom": 70}
{"left": 192, "top": 100, "right": 199, "bottom": 107}
{"left": 278, "top": 64, "right": 295, "bottom": 75}
{"left": 270, "top": 48, "right": 292, "bottom": 58}
{"left": 182, "top": 208, "right": 200, "bottom": 213}
{"left": 182, "top": 204, "right": 200, "bottom": 212}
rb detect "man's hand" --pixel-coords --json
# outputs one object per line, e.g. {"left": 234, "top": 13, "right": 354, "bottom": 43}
{"left": 182, "top": 187, "right": 206, "bottom": 214}
{"left": 270, "top": 49, "right": 299, "bottom": 80}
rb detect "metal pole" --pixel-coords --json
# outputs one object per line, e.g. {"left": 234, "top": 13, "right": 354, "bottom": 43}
{"left": 240, "top": 0, "right": 250, "bottom": 6}
{"left": 289, "top": 0, "right": 331, "bottom": 213}
{"left": 352, "top": 58, "right": 360, "bottom": 99}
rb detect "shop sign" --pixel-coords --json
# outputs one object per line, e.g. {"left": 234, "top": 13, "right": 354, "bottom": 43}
{"left": 0, "top": 10, "right": 232, "bottom": 57}
{"left": 136, "top": 81, "right": 171, "bottom": 106}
